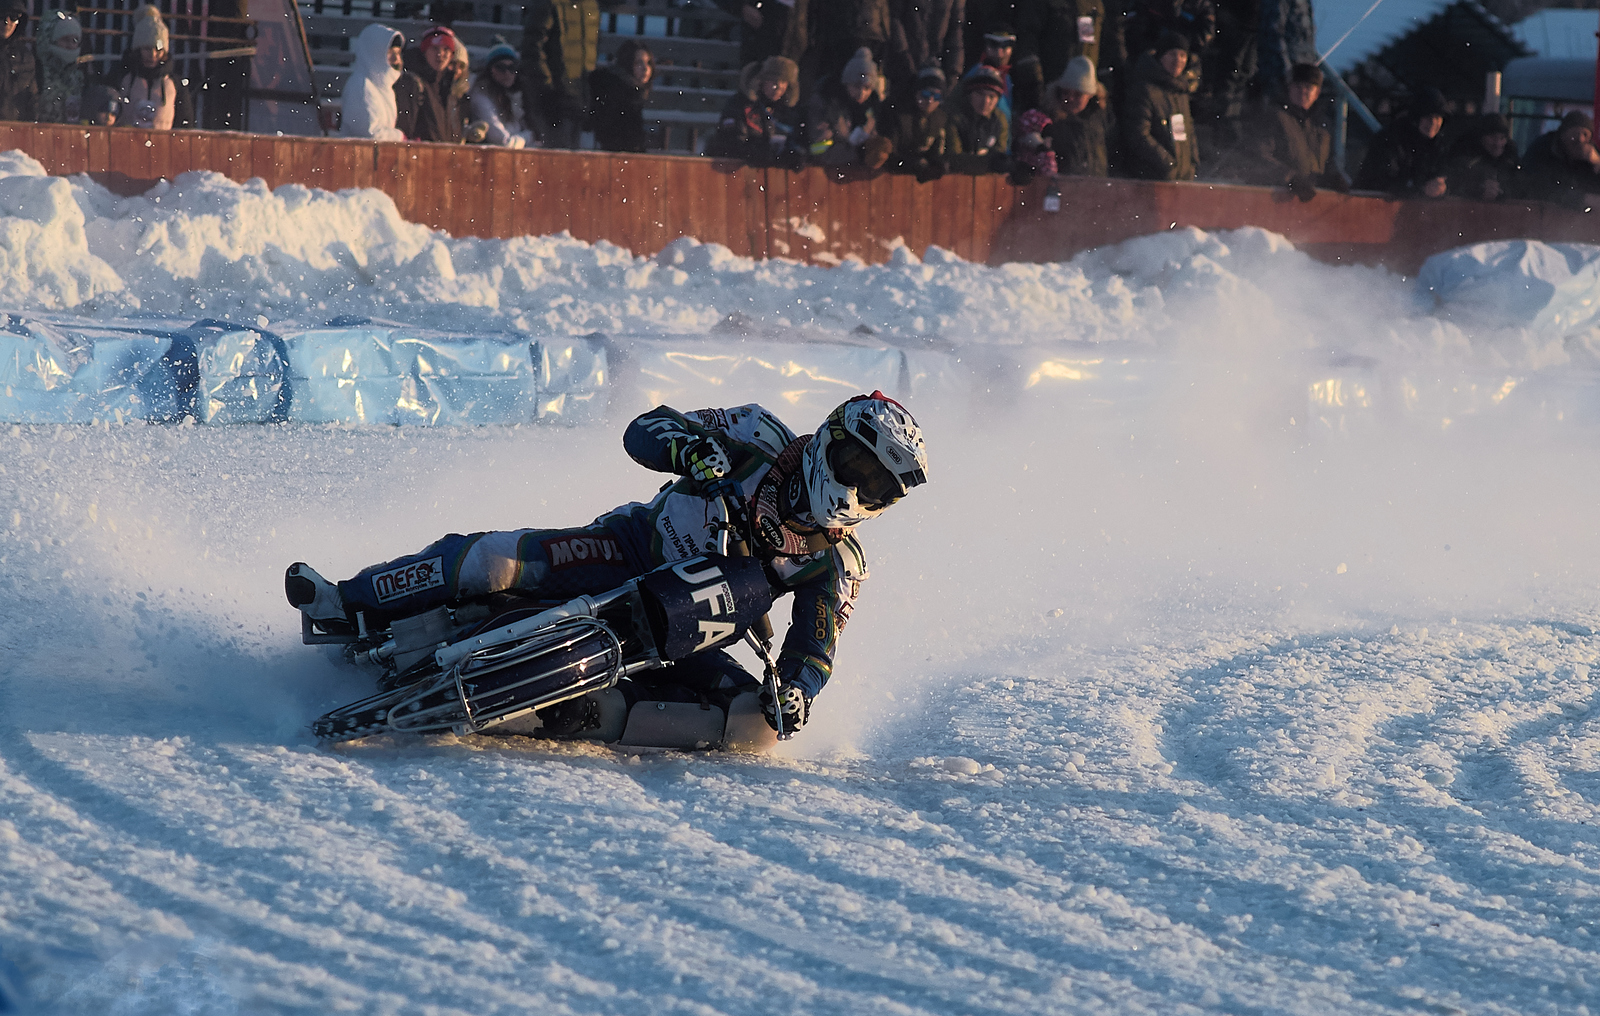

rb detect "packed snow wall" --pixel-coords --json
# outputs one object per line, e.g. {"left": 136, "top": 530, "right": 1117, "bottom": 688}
{"left": 5, "top": 147, "right": 1600, "bottom": 432}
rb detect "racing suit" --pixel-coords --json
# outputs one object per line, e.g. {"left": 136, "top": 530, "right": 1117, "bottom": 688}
{"left": 335, "top": 404, "right": 866, "bottom": 702}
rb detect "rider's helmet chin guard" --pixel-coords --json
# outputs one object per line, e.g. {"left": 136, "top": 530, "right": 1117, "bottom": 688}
{"left": 803, "top": 391, "right": 929, "bottom": 528}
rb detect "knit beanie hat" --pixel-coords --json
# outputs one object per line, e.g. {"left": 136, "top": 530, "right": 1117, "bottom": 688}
{"left": 420, "top": 25, "right": 458, "bottom": 54}
{"left": 37, "top": 10, "right": 82, "bottom": 57}
{"left": 1154, "top": 29, "right": 1188, "bottom": 55}
{"left": 1055, "top": 56, "right": 1095, "bottom": 94}
{"left": 915, "top": 64, "right": 946, "bottom": 95}
{"left": 1561, "top": 110, "right": 1594, "bottom": 134}
{"left": 484, "top": 40, "right": 518, "bottom": 66}
{"left": 131, "top": 5, "right": 169, "bottom": 51}
{"left": 965, "top": 64, "right": 1006, "bottom": 95}
{"left": 983, "top": 25, "right": 1017, "bottom": 47}
{"left": 841, "top": 47, "right": 878, "bottom": 89}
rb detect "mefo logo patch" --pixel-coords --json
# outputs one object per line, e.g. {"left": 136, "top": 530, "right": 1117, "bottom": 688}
{"left": 543, "top": 535, "right": 623, "bottom": 569}
{"left": 372, "top": 557, "right": 444, "bottom": 604}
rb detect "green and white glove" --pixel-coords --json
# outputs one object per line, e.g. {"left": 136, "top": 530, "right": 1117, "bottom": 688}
{"left": 672, "top": 435, "right": 731, "bottom": 484}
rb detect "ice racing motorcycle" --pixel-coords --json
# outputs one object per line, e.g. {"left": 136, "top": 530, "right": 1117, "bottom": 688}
{"left": 306, "top": 548, "right": 790, "bottom": 752}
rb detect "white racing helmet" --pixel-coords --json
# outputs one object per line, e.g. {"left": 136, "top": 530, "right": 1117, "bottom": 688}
{"left": 803, "top": 391, "right": 929, "bottom": 528}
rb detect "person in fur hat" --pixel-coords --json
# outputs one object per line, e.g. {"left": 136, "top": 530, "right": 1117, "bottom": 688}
{"left": 395, "top": 25, "right": 464, "bottom": 143}
{"left": 34, "top": 10, "right": 84, "bottom": 124}
{"left": 708, "top": 55, "right": 803, "bottom": 166}
{"left": 467, "top": 40, "right": 536, "bottom": 147}
{"left": 887, "top": 64, "right": 953, "bottom": 181}
{"left": 340, "top": 23, "right": 405, "bottom": 141}
{"left": 0, "top": 0, "right": 35, "bottom": 122}
{"left": 1042, "top": 56, "right": 1114, "bottom": 177}
{"left": 805, "top": 46, "right": 893, "bottom": 169}
{"left": 1445, "top": 113, "right": 1520, "bottom": 202}
{"left": 110, "top": 5, "right": 193, "bottom": 129}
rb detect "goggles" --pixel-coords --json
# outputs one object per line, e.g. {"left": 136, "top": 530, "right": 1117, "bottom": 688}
{"left": 828, "top": 436, "right": 903, "bottom": 508}
{"left": 916, "top": 88, "right": 942, "bottom": 100}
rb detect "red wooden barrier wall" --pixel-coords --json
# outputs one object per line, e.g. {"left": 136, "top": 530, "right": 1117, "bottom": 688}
{"left": 1, "top": 123, "right": 1595, "bottom": 273}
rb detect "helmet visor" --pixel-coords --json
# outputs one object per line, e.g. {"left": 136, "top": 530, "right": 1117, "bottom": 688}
{"left": 828, "top": 436, "right": 902, "bottom": 508}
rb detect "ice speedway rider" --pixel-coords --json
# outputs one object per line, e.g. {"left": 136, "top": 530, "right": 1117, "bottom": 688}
{"left": 286, "top": 393, "right": 929, "bottom": 737}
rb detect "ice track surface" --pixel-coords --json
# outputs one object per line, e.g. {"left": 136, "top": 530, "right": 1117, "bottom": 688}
{"left": 6, "top": 159, "right": 1600, "bottom": 1010}
{"left": 7, "top": 389, "right": 1600, "bottom": 1015}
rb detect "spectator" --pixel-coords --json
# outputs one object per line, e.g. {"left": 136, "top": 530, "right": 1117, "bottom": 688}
{"left": 0, "top": 0, "right": 33, "bottom": 123}
{"left": 1014, "top": 0, "right": 1116, "bottom": 114}
{"left": 467, "top": 42, "right": 536, "bottom": 147}
{"left": 707, "top": 54, "right": 803, "bottom": 166}
{"left": 522, "top": 0, "right": 600, "bottom": 148}
{"left": 396, "top": 26, "right": 464, "bottom": 143}
{"left": 1223, "top": 61, "right": 1347, "bottom": 198}
{"left": 955, "top": 27, "right": 1015, "bottom": 122}
{"left": 1012, "top": 107, "right": 1057, "bottom": 179}
{"left": 886, "top": 64, "right": 952, "bottom": 180}
{"left": 1122, "top": 30, "right": 1197, "bottom": 180}
{"left": 83, "top": 83, "right": 121, "bottom": 126}
{"left": 589, "top": 39, "right": 652, "bottom": 152}
{"left": 947, "top": 63, "right": 1009, "bottom": 173}
{"left": 1121, "top": 0, "right": 1212, "bottom": 74}
{"left": 1042, "top": 56, "right": 1113, "bottom": 177}
{"left": 1256, "top": 0, "right": 1314, "bottom": 103}
{"left": 962, "top": 0, "right": 1016, "bottom": 83}
{"left": 111, "top": 6, "right": 193, "bottom": 130}
{"left": 1522, "top": 111, "right": 1600, "bottom": 210}
{"left": 1194, "top": 0, "right": 1256, "bottom": 155}
{"left": 1446, "top": 113, "right": 1519, "bottom": 202}
{"left": 34, "top": 11, "right": 84, "bottom": 125}
{"left": 782, "top": 0, "right": 893, "bottom": 91}
{"left": 1354, "top": 88, "right": 1447, "bottom": 198}
{"left": 449, "top": 39, "right": 479, "bottom": 138}
{"left": 740, "top": 0, "right": 792, "bottom": 69}
{"left": 890, "top": 0, "right": 964, "bottom": 85}
{"left": 805, "top": 46, "right": 893, "bottom": 168}
{"left": 340, "top": 24, "right": 405, "bottom": 142}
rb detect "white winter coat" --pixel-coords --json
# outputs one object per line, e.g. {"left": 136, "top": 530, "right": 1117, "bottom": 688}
{"left": 340, "top": 23, "right": 405, "bottom": 142}
{"left": 466, "top": 87, "right": 534, "bottom": 147}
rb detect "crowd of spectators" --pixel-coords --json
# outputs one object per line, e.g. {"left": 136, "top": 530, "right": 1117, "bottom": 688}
{"left": 0, "top": 0, "right": 1595, "bottom": 209}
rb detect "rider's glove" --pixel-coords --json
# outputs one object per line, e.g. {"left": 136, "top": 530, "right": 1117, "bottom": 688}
{"left": 761, "top": 683, "right": 810, "bottom": 734}
{"left": 672, "top": 435, "right": 731, "bottom": 484}
{"left": 704, "top": 475, "right": 751, "bottom": 539}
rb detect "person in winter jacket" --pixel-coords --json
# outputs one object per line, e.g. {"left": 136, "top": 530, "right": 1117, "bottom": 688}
{"left": 467, "top": 41, "right": 535, "bottom": 147}
{"left": 952, "top": 27, "right": 1015, "bottom": 124}
{"left": 805, "top": 47, "right": 894, "bottom": 169}
{"left": 1354, "top": 88, "right": 1448, "bottom": 198}
{"left": 1120, "top": 0, "right": 1210, "bottom": 94}
{"left": 588, "top": 39, "right": 651, "bottom": 152}
{"left": 1042, "top": 56, "right": 1113, "bottom": 176}
{"left": 340, "top": 23, "right": 405, "bottom": 142}
{"left": 890, "top": 0, "right": 965, "bottom": 85}
{"left": 946, "top": 63, "right": 1009, "bottom": 173}
{"left": 395, "top": 26, "right": 464, "bottom": 143}
{"left": 34, "top": 11, "right": 84, "bottom": 124}
{"left": 111, "top": 6, "right": 193, "bottom": 130}
{"left": 1522, "top": 111, "right": 1600, "bottom": 210}
{"left": 0, "top": 0, "right": 35, "bottom": 123}
{"left": 887, "top": 64, "right": 953, "bottom": 180}
{"left": 286, "top": 395, "right": 931, "bottom": 739}
{"left": 1122, "top": 31, "right": 1197, "bottom": 180}
{"left": 1445, "top": 114, "right": 1519, "bottom": 201}
{"left": 1223, "top": 61, "right": 1347, "bottom": 197}
{"left": 782, "top": 0, "right": 895, "bottom": 91}
{"left": 1014, "top": 0, "right": 1118, "bottom": 110}
{"left": 521, "top": 0, "right": 599, "bottom": 148}
{"left": 707, "top": 55, "right": 803, "bottom": 166}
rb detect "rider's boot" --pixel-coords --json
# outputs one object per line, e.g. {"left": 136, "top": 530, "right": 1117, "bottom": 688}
{"left": 285, "top": 563, "right": 350, "bottom": 631}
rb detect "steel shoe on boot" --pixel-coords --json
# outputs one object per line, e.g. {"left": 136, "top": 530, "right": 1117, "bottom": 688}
{"left": 285, "top": 562, "right": 349, "bottom": 627}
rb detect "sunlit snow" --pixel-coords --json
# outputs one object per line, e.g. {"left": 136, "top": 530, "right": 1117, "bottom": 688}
{"left": 3, "top": 151, "right": 1600, "bottom": 1015}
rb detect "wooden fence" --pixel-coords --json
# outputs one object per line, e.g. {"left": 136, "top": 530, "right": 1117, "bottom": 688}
{"left": 2, "top": 122, "right": 1595, "bottom": 272}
